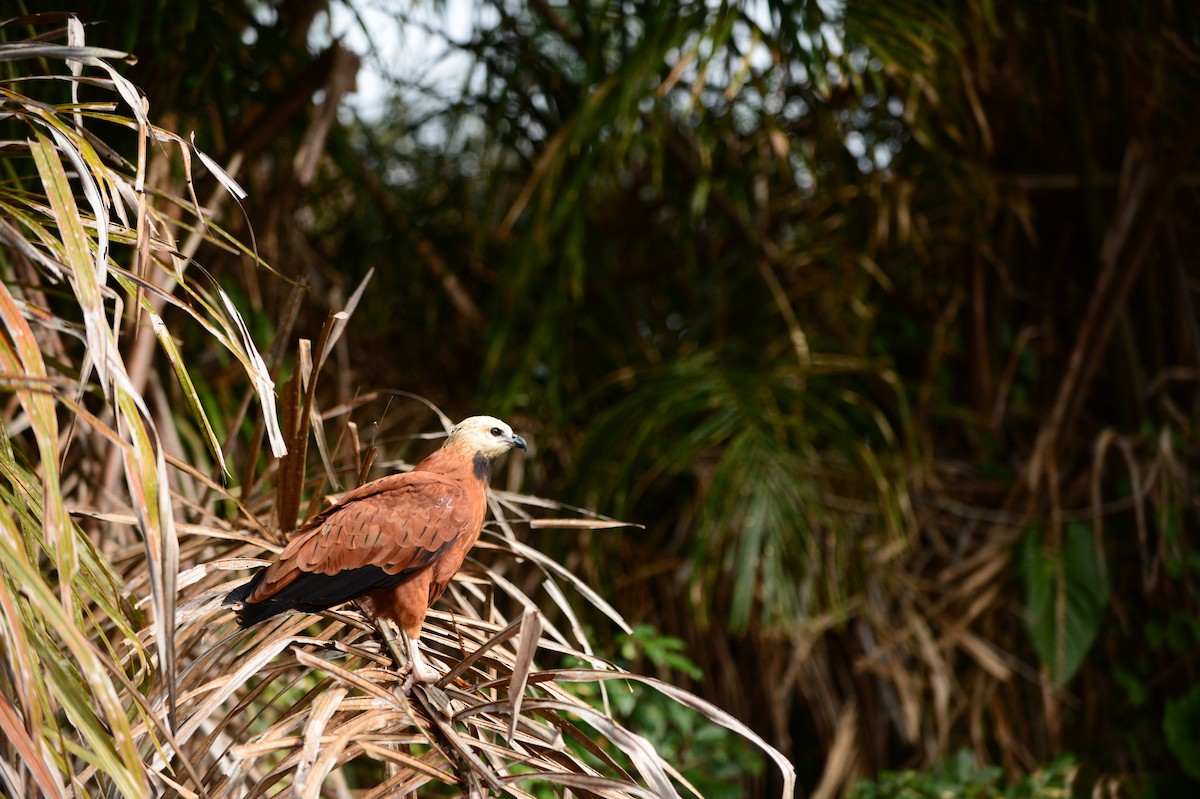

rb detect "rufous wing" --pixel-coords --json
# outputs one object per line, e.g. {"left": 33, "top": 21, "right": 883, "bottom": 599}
{"left": 228, "top": 472, "right": 481, "bottom": 627}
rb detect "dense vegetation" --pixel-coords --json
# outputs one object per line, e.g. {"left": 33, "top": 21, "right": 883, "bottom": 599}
{"left": 2, "top": 1, "right": 1198, "bottom": 797}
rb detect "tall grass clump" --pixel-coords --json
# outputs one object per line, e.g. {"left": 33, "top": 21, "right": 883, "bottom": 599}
{"left": 0, "top": 14, "right": 793, "bottom": 798}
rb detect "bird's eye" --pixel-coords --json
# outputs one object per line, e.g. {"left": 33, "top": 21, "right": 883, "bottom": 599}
{"left": 490, "top": 427, "right": 502, "bottom": 437}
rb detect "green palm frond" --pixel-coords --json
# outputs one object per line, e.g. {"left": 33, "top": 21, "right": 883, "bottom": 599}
{"left": 578, "top": 355, "right": 911, "bottom": 632}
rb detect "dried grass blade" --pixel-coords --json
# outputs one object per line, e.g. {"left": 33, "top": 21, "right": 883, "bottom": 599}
{"left": 501, "top": 770, "right": 664, "bottom": 799}
{"left": 147, "top": 767, "right": 200, "bottom": 799}
{"left": 511, "top": 698, "right": 680, "bottom": 799}
{"left": 43, "top": 117, "right": 110, "bottom": 284}
{"left": 481, "top": 537, "right": 632, "bottom": 634}
{"left": 356, "top": 741, "right": 457, "bottom": 782}
{"left": 301, "top": 323, "right": 340, "bottom": 490}
{"left": 531, "top": 707, "right": 638, "bottom": 783}
{"left": 216, "top": 285, "right": 286, "bottom": 457}
{"left": 507, "top": 605, "right": 541, "bottom": 743}
{"left": 542, "top": 576, "right": 613, "bottom": 714}
{"left": 290, "top": 648, "right": 405, "bottom": 708}
{"left": 528, "top": 519, "right": 644, "bottom": 530}
{"left": 811, "top": 701, "right": 857, "bottom": 799}
{"left": 191, "top": 133, "right": 248, "bottom": 200}
{"left": 0, "top": 549, "right": 47, "bottom": 769}
{"left": 65, "top": 16, "right": 84, "bottom": 128}
{"left": 114, "top": 388, "right": 179, "bottom": 731}
{"left": 318, "top": 267, "right": 374, "bottom": 370}
{"left": 178, "top": 636, "right": 294, "bottom": 745}
{"left": 0, "top": 42, "right": 131, "bottom": 62}
{"left": 83, "top": 54, "right": 148, "bottom": 125}
{"left": 295, "top": 686, "right": 346, "bottom": 799}
{"left": 412, "top": 686, "right": 505, "bottom": 792}
{"left": 958, "top": 631, "right": 1014, "bottom": 681}
{"left": 464, "top": 565, "right": 572, "bottom": 652}
{"left": 535, "top": 670, "right": 796, "bottom": 798}
{"left": 438, "top": 615, "right": 523, "bottom": 686}
{"left": 489, "top": 488, "right": 626, "bottom": 520}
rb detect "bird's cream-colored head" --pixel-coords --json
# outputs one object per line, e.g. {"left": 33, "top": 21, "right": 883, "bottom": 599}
{"left": 445, "top": 415, "right": 527, "bottom": 460}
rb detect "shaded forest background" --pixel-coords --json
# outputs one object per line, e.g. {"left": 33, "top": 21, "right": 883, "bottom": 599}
{"left": 2, "top": 0, "right": 1199, "bottom": 796}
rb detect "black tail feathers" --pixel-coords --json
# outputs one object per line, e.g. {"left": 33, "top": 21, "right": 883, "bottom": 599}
{"left": 222, "top": 568, "right": 276, "bottom": 628}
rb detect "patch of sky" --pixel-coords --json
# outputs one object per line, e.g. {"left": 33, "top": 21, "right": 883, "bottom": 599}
{"left": 317, "top": 0, "right": 481, "bottom": 130}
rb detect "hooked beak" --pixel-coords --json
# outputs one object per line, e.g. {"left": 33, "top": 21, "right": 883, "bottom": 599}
{"left": 512, "top": 434, "right": 528, "bottom": 451}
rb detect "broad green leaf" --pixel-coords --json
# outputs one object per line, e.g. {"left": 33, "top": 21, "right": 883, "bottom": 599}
{"left": 1164, "top": 685, "right": 1200, "bottom": 783}
{"left": 1020, "top": 524, "right": 1109, "bottom": 687}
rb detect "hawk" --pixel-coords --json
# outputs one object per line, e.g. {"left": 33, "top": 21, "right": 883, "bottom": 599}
{"left": 225, "top": 415, "right": 527, "bottom": 681}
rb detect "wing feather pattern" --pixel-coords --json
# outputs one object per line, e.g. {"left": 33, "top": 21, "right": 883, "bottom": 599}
{"left": 228, "top": 471, "right": 481, "bottom": 628}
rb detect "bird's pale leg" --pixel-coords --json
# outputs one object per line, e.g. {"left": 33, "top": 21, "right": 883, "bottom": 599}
{"left": 405, "top": 633, "right": 441, "bottom": 683}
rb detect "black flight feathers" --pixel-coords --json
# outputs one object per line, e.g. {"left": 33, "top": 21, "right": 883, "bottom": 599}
{"left": 223, "top": 539, "right": 454, "bottom": 628}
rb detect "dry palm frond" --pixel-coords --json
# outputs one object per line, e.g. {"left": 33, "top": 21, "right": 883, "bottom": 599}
{"left": 132, "top": 480, "right": 795, "bottom": 799}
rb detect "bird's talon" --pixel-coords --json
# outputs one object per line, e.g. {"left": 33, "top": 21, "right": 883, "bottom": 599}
{"left": 412, "top": 665, "right": 442, "bottom": 684}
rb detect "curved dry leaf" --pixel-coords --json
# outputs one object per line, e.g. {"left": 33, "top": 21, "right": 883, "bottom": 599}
{"left": 295, "top": 686, "right": 346, "bottom": 799}
{"left": 531, "top": 669, "right": 797, "bottom": 799}
{"left": 528, "top": 518, "right": 644, "bottom": 530}
{"left": 192, "top": 141, "right": 248, "bottom": 200}
{"left": 479, "top": 536, "right": 633, "bottom": 635}
{"left": 216, "top": 285, "right": 286, "bottom": 457}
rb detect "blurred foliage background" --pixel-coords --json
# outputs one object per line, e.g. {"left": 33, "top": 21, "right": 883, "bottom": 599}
{"left": 3, "top": 0, "right": 1199, "bottom": 796}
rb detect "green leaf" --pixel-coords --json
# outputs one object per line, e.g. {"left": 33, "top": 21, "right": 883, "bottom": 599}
{"left": 1020, "top": 524, "right": 1109, "bottom": 687}
{"left": 1165, "top": 686, "right": 1200, "bottom": 783}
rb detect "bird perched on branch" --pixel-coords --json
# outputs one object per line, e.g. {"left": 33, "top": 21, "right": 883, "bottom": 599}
{"left": 224, "top": 415, "right": 527, "bottom": 682}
